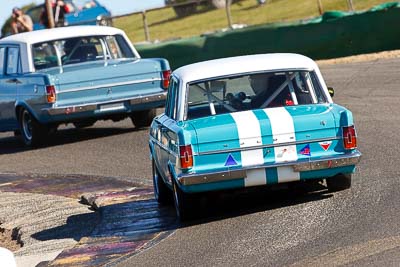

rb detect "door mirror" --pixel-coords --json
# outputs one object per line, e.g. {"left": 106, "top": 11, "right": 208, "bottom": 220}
{"left": 328, "top": 87, "right": 335, "bottom": 97}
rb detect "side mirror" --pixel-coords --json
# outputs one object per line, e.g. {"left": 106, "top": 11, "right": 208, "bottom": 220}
{"left": 328, "top": 87, "right": 335, "bottom": 97}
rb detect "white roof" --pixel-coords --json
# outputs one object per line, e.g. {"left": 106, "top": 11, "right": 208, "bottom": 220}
{"left": 174, "top": 53, "right": 319, "bottom": 83}
{"left": 0, "top": 26, "right": 125, "bottom": 45}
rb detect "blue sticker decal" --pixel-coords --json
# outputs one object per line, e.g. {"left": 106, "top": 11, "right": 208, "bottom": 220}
{"left": 299, "top": 144, "right": 311, "bottom": 156}
{"left": 225, "top": 154, "right": 238, "bottom": 166}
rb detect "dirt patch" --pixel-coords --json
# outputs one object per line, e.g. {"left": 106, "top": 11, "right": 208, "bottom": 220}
{"left": 317, "top": 50, "right": 400, "bottom": 65}
{"left": 0, "top": 228, "right": 21, "bottom": 252}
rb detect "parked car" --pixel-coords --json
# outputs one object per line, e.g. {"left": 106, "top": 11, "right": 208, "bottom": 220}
{"left": 166, "top": 0, "right": 241, "bottom": 17}
{"left": 0, "top": 25, "right": 171, "bottom": 146}
{"left": 26, "top": 0, "right": 112, "bottom": 30}
{"left": 149, "top": 53, "right": 361, "bottom": 220}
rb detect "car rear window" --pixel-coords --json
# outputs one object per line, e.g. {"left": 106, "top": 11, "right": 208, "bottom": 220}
{"left": 186, "top": 71, "right": 327, "bottom": 120}
{"left": 32, "top": 34, "right": 135, "bottom": 70}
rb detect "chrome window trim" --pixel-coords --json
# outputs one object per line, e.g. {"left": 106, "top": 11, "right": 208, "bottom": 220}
{"left": 182, "top": 68, "right": 317, "bottom": 121}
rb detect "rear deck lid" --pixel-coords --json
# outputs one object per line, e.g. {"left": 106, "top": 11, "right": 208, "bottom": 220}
{"left": 42, "top": 59, "right": 165, "bottom": 106}
{"left": 189, "top": 105, "right": 337, "bottom": 155}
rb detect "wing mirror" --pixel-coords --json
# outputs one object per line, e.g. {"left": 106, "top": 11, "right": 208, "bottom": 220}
{"left": 328, "top": 87, "right": 335, "bottom": 97}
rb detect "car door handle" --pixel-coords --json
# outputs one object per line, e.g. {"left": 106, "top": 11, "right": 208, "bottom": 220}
{"left": 6, "top": 78, "right": 22, "bottom": 84}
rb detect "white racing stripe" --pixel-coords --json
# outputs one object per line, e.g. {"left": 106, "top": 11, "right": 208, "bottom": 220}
{"left": 264, "top": 107, "right": 300, "bottom": 183}
{"left": 231, "top": 111, "right": 266, "bottom": 187}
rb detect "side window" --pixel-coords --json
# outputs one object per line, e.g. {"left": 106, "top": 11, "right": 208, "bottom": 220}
{"left": 115, "top": 35, "right": 135, "bottom": 58}
{"left": 6, "top": 47, "right": 20, "bottom": 75}
{"left": 32, "top": 42, "right": 59, "bottom": 70}
{"left": 310, "top": 72, "right": 327, "bottom": 103}
{"left": 0, "top": 47, "right": 5, "bottom": 75}
{"left": 165, "top": 77, "right": 178, "bottom": 119}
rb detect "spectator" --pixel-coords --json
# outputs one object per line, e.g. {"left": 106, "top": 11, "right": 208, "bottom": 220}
{"left": 40, "top": 0, "right": 72, "bottom": 28}
{"left": 10, "top": 7, "right": 33, "bottom": 34}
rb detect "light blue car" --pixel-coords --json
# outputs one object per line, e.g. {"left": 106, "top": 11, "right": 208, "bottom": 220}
{"left": 149, "top": 54, "right": 361, "bottom": 220}
{"left": 0, "top": 26, "right": 170, "bottom": 146}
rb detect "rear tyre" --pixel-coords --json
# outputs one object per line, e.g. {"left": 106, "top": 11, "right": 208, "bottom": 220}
{"left": 152, "top": 160, "right": 172, "bottom": 205}
{"left": 172, "top": 178, "right": 193, "bottom": 221}
{"left": 326, "top": 174, "right": 352, "bottom": 192}
{"left": 19, "top": 108, "right": 48, "bottom": 147}
{"left": 131, "top": 109, "right": 156, "bottom": 128}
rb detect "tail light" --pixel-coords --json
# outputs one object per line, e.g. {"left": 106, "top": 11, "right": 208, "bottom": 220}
{"left": 343, "top": 125, "right": 357, "bottom": 150}
{"left": 162, "top": 70, "right": 171, "bottom": 89}
{"left": 46, "top": 85, "right": 56, "bottom": 103}
{"left": 179, "top": 145, "right": 193, "bottom": 169}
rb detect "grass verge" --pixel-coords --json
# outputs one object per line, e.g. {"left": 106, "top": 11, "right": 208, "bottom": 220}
{"left": 115, "top": 0, "right": 393, "bottom": 43}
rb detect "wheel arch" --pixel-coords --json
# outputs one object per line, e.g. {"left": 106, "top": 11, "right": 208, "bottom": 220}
{"left": 15, "top": 103, "right": 38, "bottom": 122}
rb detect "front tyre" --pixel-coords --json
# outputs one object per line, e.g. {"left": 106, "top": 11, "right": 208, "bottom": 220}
{"left": 152, "top": 160, "right": 172, "bottom": 205}
{"left": 19, "top": 109, "right": 48, "bottom": 147}
{"left": 131, "top": 109, "right": 156, "bottom": 128}
{"left": 326, "top": 174, "right": 352, "bottom": 192}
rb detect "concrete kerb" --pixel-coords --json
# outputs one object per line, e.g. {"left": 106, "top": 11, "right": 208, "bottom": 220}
{"left": 0, "top": 173, "right": 176, "bottom": 267}
{"left": 0, "top": 191, "right": 96, "bottom": 267}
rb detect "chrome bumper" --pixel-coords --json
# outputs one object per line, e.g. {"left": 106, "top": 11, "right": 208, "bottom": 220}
{"left": 178, "top": 151, "right": 361, "bottom": 186}
{"left": 42, "top": 91, "right": 167, "bottom": 116}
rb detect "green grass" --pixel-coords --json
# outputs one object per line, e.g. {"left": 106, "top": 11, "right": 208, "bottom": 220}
{"left": 114, "top": 0, "right": 393, "bottom": 43}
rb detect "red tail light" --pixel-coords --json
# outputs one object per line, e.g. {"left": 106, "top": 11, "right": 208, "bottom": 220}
{"left": 180, "top": 145, "right": 193, "bottom": 169}
{"left": 343, "top": 125, "right": 357, "bottom": 150}
{"left": 46, "top": 85, "right": 56, "bottom": 103}
{"left": 162, "top": 70, "right": 171, "bottom": 89}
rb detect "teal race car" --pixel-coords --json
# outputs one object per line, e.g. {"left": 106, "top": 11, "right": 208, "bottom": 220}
{"left": 149, "top": 54, "right": 361, "bottom": 220}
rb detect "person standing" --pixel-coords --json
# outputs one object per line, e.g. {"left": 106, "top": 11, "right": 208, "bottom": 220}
{"left": 40, "top": 0, "right": 72, "bottom": 28}
{"left": 10, "top": 7, "right": 33, "bottom": 34}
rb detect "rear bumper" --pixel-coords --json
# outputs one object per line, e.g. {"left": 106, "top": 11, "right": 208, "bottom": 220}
{"left": 177, "top": 151, "right": 361, "bottom": 186}
{"left": 42, "top": 91, "right": 167, "bottom": 116}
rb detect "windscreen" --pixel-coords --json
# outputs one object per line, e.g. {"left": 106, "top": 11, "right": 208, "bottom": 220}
{"left": 186, "top": 71, "right": 327, "bottom": 120}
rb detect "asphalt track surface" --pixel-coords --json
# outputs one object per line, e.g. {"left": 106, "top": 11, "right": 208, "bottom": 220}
{"left": 1, "top": 58, "right": 400, "bottom": 266}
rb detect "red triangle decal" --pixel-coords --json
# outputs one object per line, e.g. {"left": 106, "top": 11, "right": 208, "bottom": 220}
{"left": 319, "top": 141, "right": 332, "bottom": 151}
